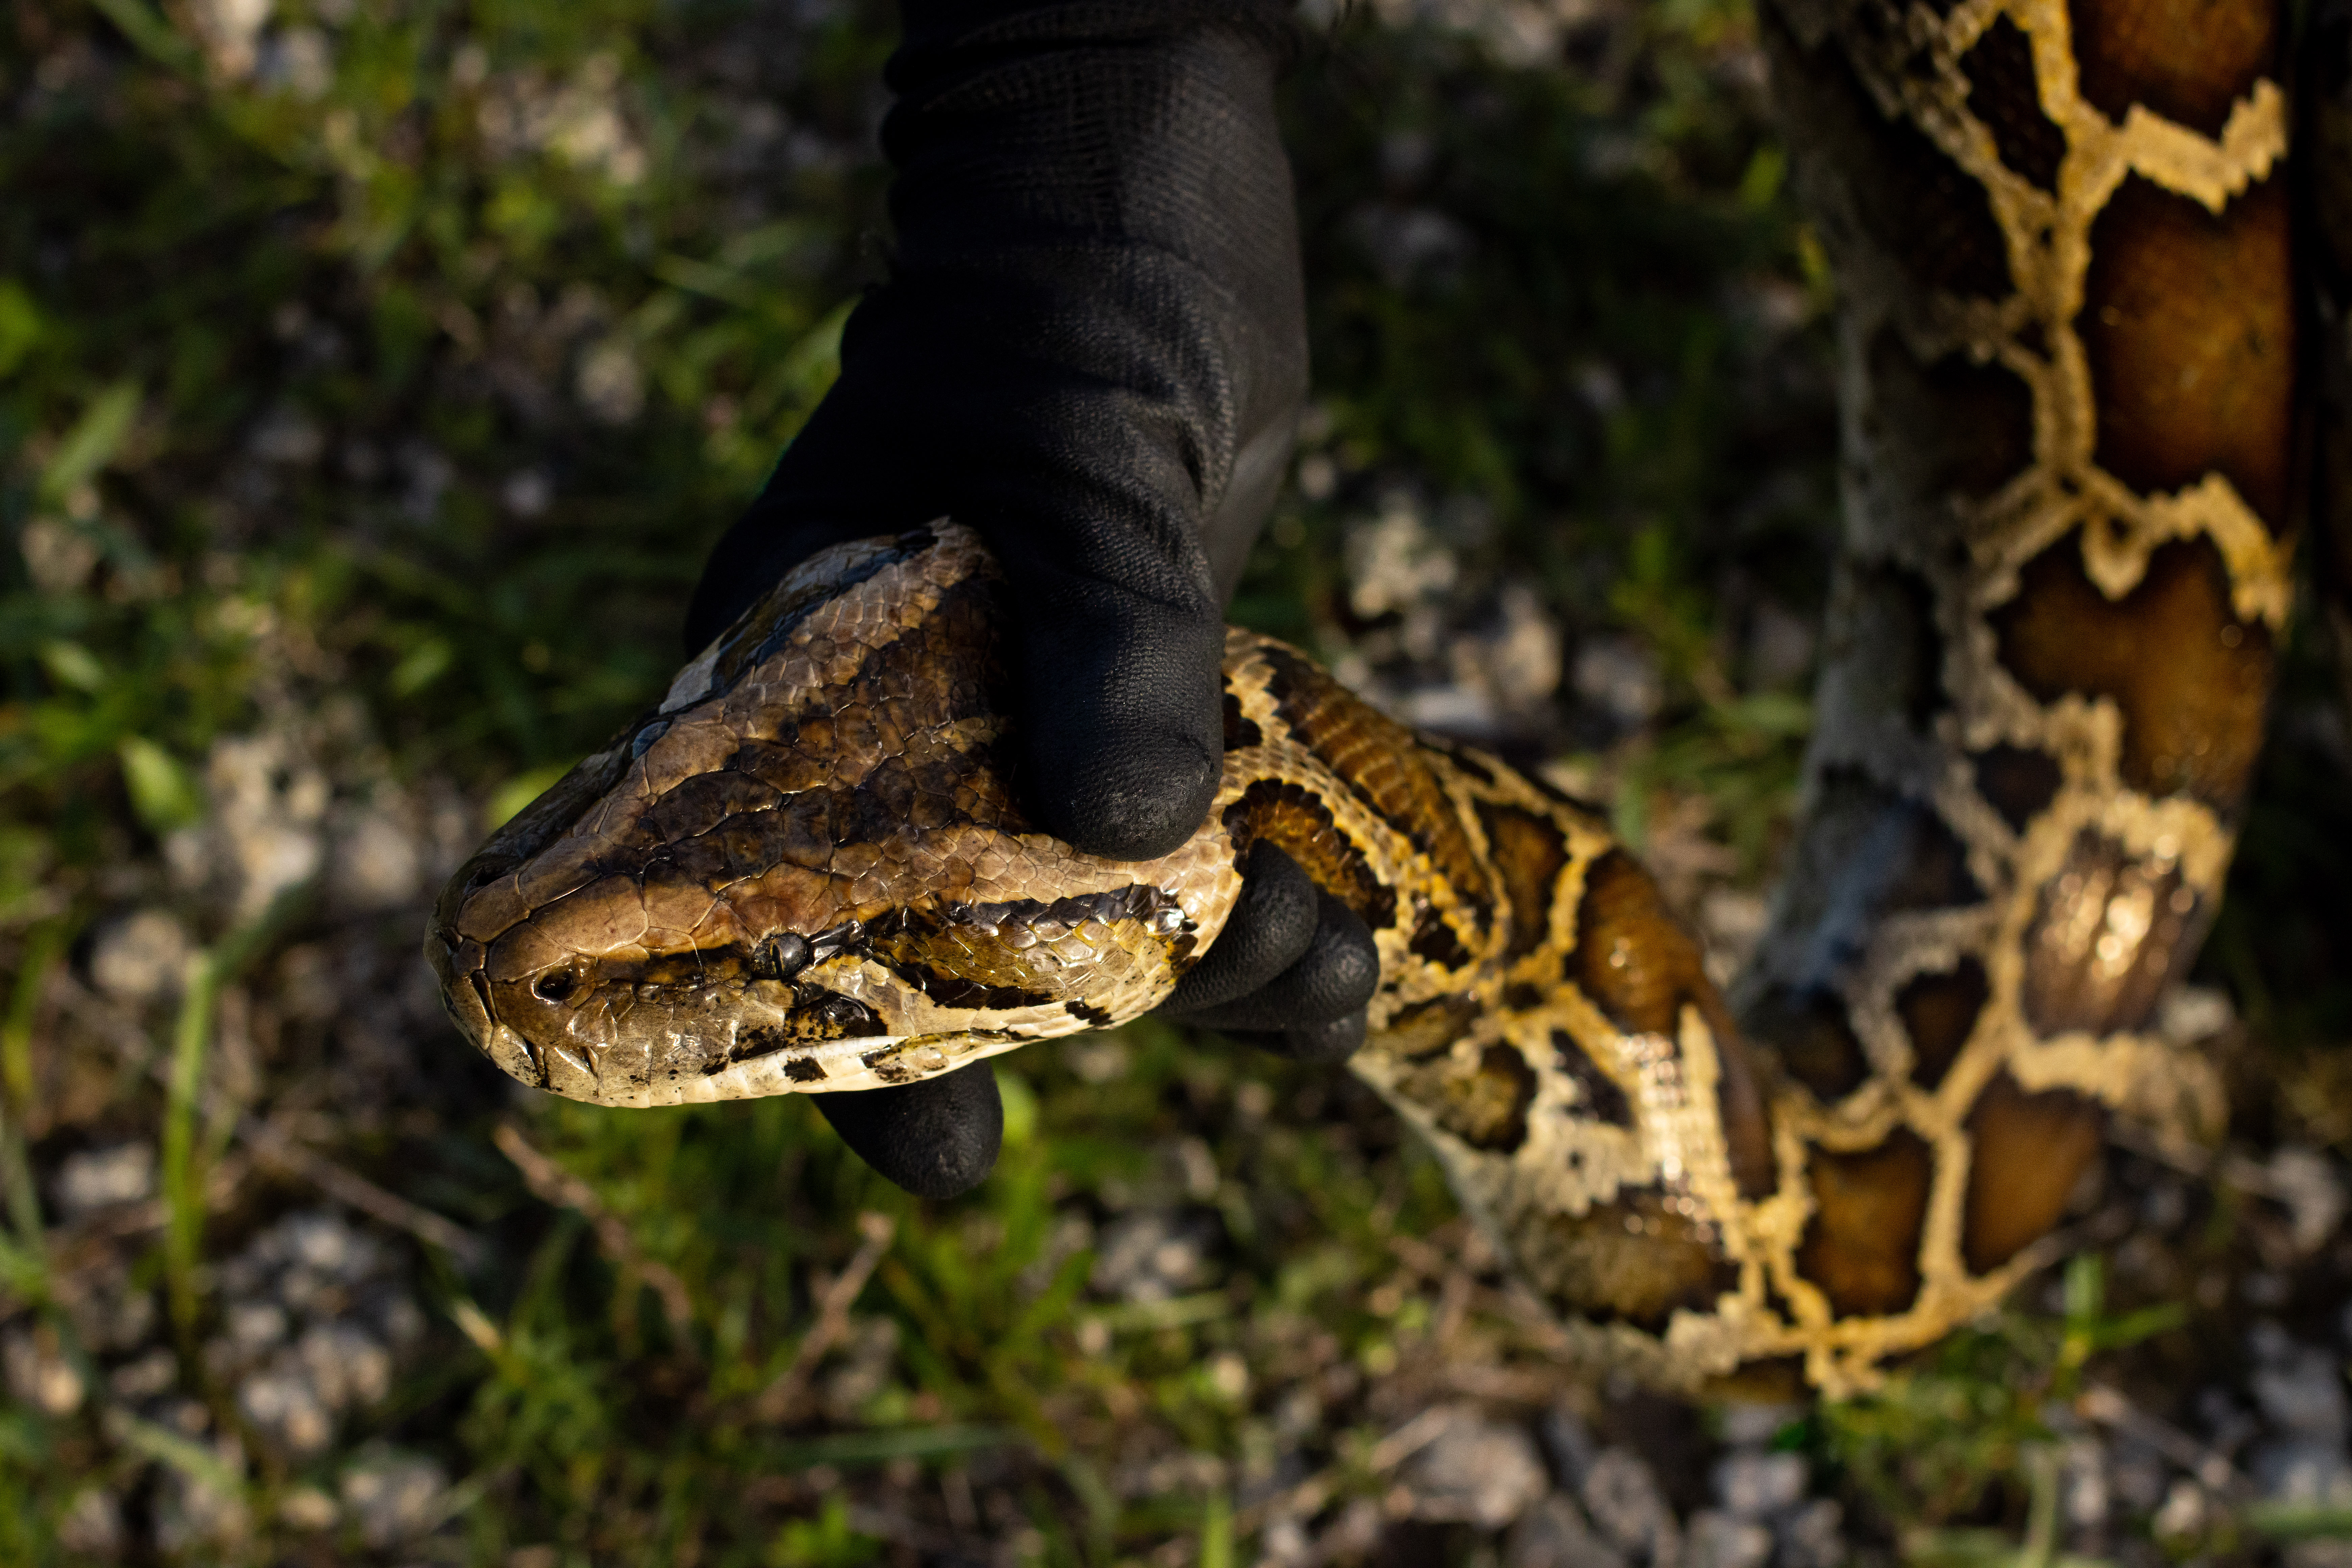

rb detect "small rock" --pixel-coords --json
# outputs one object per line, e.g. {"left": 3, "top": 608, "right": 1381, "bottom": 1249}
{"left": 2253, "top": 1440, "right": 2352, "bottom": 1509}
{"left": 2261, "top": 1148, "right": 2347, "bottom": 1256}
{"left": 1583, "top": 1447, "right": 1680, "bottom": 1565}
{"left": 1404, "top": 1412, "right": 1550, "bottom": 1529}
{"left": 818, "top": 1316, "right": 899, "bottom": 1423}
{"left": 1260, "top": 1513, "right": 1312, "bottom": 1565}
{"left": 2110, "top": 1442, "right": 2168, "bottom": 1513}
{"left": 2252, "top": 1345, "right": 2349, "bottom": 1438}
{"left": 1716, "top": 1402, "right": 1804, "bottom": 1450}
{"left": 57, "top": 1486, "right": 124, "bottom": 1554}
{"left": 153, "top": 1435, "right": 250, "bottom": 1551}
{"left": 1711, "top": 1451, "right": 1806, "bottom": 1520}
{"left": 375, "top": 1290, "right": 428, "bottom": 1347}
{"left": 2152, "top": 1479, "right": 2208, "bottom": 1540}
{"left": 3, "top": 1321, "right": 83, "bottom": 1415}
{"left": 1573, "top": 638, "right": 1663, "bottom": 727}
{"left": 2062, "top": 1438, "right": 2109, "bottom": 1530}
{"left": 1316, "top": 1496, "right": 1386, "bottom": 1560}
{"left": 240, "top": 1366, "right": 334, "bottom": 1454}
{"left": 1685, "top": 1509, "right": 1772, "bottom": 1568}
{"left": 282, "top": 1209, "right": 377, "bottom": 1279}
{"left": 1349, "top": 202, "right": 1474, "bottom": 291}
{"left": 331, "top": 802, "right": 422, "bottom": 910}
{"left": 501, "top": 467, "right": 552, "bottom": 518}
{"left": 341, "top": 1449, "right": 449, "bottom": 1549}
{"left": 182, "top": 732, "right": 328, "bottom": 921}
{"left": 1346, "top": 492, "right": 1456, "bottom": 621}
{"left": 226, "top": 1299, "right": 289, "bottom": 1353}
{"left": 110, "top": 1347, "right": 178, "bottom": 1400}
{"left": 248, "top": 403, "right": 325, "bottom": 466}
{"left": 1089, "top": 1209, "right": 1216, "bottom": 1304}
{"left": 576, "top": 337, "right": 644, "bottom": 425}
{"left": 1542, "top": 1406, "right": 1599, "bottom": 1487}
{"left": 1698, "top": 891, "right": 1770, "bottom": 987}
{"left": 1774, "top": 1498, "right": 1844, "bottom": 1568}
{"left": 1509, "top": 1494, "right": 1629, "bottom": 1568}
{"left": 88, "top": 911, "right": 191, "bottom": 1004}
{"left": 1206, "top": 1350, "right": 1250, "bottom": 1403}
{"left": 55, "top": 1142, "right": 156, "bottom": 1215}
{"left": 296, "top": 1321, "right": 391, "bottom": 1411}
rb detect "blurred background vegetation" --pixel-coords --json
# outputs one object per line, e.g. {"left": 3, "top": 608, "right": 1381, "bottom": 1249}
{"left": 1, "top": 0, "right": 2349, "bottom": 1563}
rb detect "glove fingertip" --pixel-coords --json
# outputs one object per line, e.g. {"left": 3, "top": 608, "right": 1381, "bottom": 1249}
{"left": 1030, "top": 722, "right": 1221, "bottom": 861}
{"left": 1010, "top": 587, "right": 1225, "bottom": 862}
{"left": 1163, "top": 842, "right": 1319, "bottom": 1016}
{"left": 813, "top": 1065, "right": 1003, "bottom": 1199}
{"left": 1281, "top": 1011, "right": 1367, "bottom": 1063}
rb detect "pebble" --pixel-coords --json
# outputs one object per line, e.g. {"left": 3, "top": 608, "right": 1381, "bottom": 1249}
{"left": 1088, "top": 1209, "right": 1216, "bottom": 1304}
{"left": 2253, "top": 1440, "right": 2352, "bottom": 1509}
{"left": 57, "top": 1487, "right": 124, "bottom": 1555}
{"left": 2263, "top": 1147, "right": 2349, "bottom": 1256}
{"left": 200, "top": 1209, "right": 418, "bottom": 1457}
{"left": 1684, "top": 1509, "right": 1772, "bottom": 1568}
{"left": 240, "top": 1366, "right": 334, "bottom": 1454}
{"left": 1774, "top": 1498, "right": 1845, "bottom": 1568}
{"left": 2252, "top": 1344, "right": 2349, "bottom": 1438}
{"left": 108, "top": 1348, "right": 177, "bottom": 1400}
{"left": 1509, "top": 1493, "right": 1630, "bottom": 1568}
{"left": 1573, "top": 638, "right": 1664, "bottom": 726}
{"left": 278, "top": 1486, "right": 339, "bottom": 1531}
{"left": 54, "top": 1142, "right": 156, "bottom": 1215}
{"left": 1711, "top": 1451, "right": 1806, "bottom": 1520}
{"left": 341, "top": 1449, "right": 450, "bottom": 1549}
{"left": 1404, "top": 1412, "right": 1551, "bottom": 1528}
{"left": 87, "top": 910, "right": 191, "bottom": 1004}
{"left": 330, "top": 799, "right": 422, "bottom": 909}
{"left": 2152, "top": 1479, "right": 2208, "bottom": 1540}
{"left": 153, "top": 1435, "right": 249, "bottom": 1551}
{"left": 1582, "top": 1447, "right": 1680, "bottom": 1565}
{"left": 3, "top": 1321, "right": 83, "bottom": 1415}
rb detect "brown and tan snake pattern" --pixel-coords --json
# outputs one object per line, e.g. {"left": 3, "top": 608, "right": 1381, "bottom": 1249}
{"left": 429, "top": 0, "right": 2297, "bottom": 1396}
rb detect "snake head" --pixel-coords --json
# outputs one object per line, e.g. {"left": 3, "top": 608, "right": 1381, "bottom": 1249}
{"left": 425, "top": 522, "right": 1244, "bottom": 1107}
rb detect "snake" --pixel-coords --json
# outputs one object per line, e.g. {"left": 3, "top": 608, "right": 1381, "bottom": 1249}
{"left": 427, "top": 0, "right": 2298, "bottom": 1397}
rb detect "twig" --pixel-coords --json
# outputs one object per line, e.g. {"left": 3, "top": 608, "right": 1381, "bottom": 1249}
{"left": 2076, "top": 1383, "right": 2244, "bottom": 1495}
{"left": 752, "top": 1210, "right": 897, "bottom": 1423}
{"left": 1233, "top": 1403, "right": 1461, "bottom": 1537}
{"left": 494, "top": 1122, "right": 696, "bottom": 1339}
{"left": 239, "top": 1118, "right": 482, "bottom": 1266}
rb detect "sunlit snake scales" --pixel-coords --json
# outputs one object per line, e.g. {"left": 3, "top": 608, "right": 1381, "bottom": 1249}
{"left": 428, "top": 0, "right": 2294, "bottom": 1397}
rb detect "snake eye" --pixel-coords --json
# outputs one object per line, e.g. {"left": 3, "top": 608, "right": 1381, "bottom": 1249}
{"left": 532, "top": 969, "right": 578, "bottom": 1003}
{"left": 751, "top": 933, "right": 810, "bottom": 981}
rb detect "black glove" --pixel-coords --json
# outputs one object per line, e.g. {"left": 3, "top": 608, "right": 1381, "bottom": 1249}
{"left": 686, "top": 0, "right": 1379, "bottom": 1199}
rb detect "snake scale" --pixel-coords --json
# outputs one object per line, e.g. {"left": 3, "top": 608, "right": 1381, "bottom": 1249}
{"left": 428, "top": 0, "right": 2297, "bottom": 1396}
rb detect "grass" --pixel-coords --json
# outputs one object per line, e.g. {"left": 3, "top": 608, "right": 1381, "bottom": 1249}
{"left": 1, "top": 0, "right": 2349, "bottom": 1563}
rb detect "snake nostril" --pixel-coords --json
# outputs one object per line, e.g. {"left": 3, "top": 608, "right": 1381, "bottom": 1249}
{"left": 463, "top": 857, "right": 517, "bottom": 893}
{"left": 533, "top": 970, "right": 578, "bottom": 1003}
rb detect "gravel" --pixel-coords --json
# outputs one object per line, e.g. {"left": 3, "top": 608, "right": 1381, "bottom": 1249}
{"left": 1403, "top": 1409, "right": 1553, "bottom": 1527}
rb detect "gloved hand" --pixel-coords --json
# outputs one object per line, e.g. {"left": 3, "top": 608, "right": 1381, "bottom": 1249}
{"left": 685, "top": 0, "right": 1380, "bottom": 1200}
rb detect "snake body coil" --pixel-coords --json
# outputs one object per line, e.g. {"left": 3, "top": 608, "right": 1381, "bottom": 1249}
{"left": 429, "top": 0, "right": 2295, "bottom": 1396}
